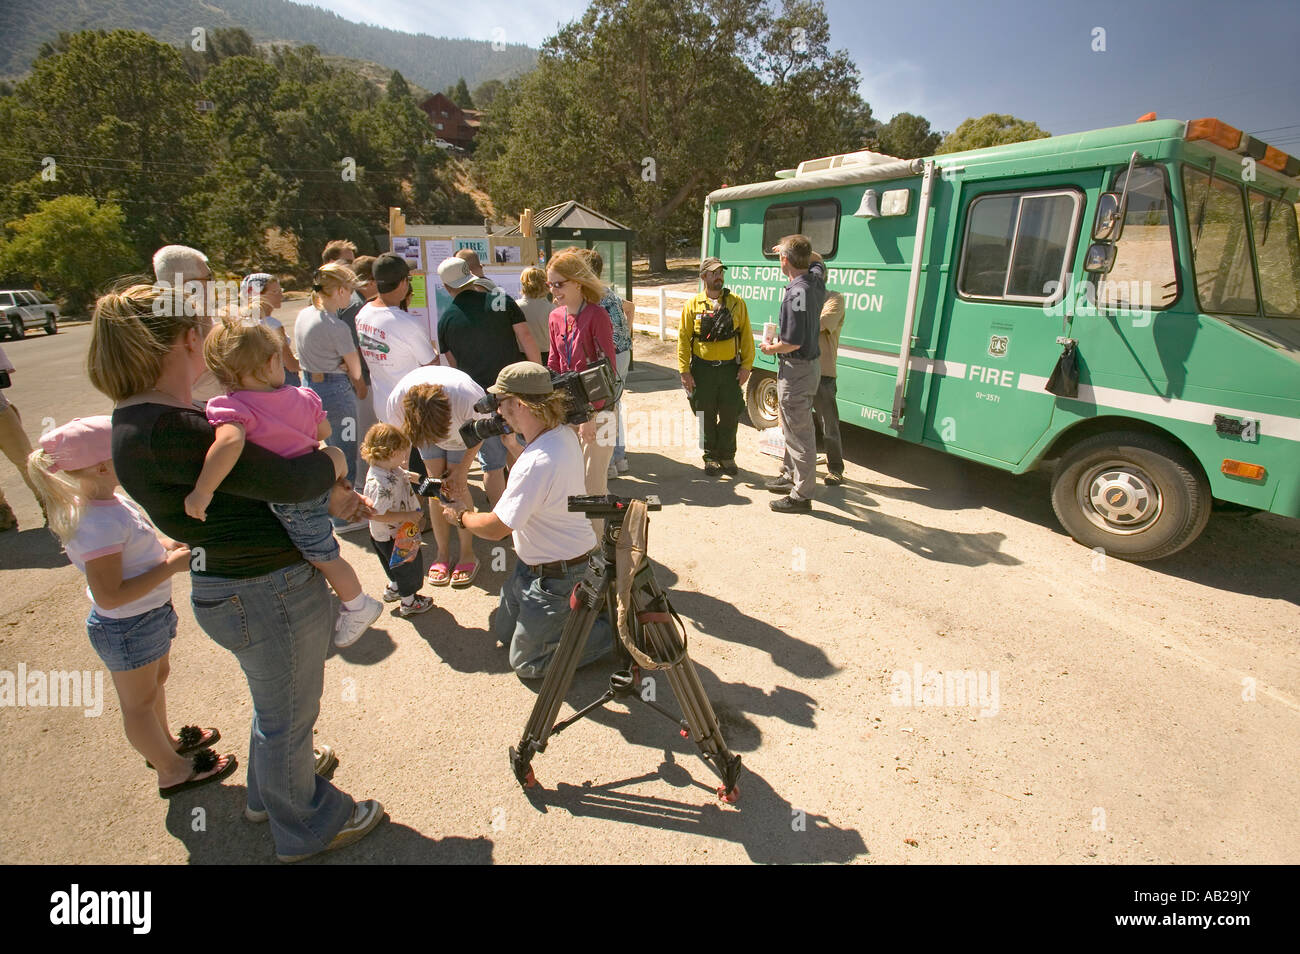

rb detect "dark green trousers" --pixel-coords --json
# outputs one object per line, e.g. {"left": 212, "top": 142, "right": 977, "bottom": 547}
{"left": 689, "top": 358, "right": 744, "bottom": 462}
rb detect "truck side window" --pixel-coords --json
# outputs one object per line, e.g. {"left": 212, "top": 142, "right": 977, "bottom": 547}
{"left": 958, "top": 190, "right": 1081, "bottom": 302}
{"left": 1098, "top": 166, "right": 1179, "bottom": 311}
{"left": 1182, "top": 166, "right": 1257, "bottom": 316}
{"left": 1248, "top": 192, "right": 1300, "bottom": 319}
{"left": 762, "top": 199, "right": 840, "bottom": 258}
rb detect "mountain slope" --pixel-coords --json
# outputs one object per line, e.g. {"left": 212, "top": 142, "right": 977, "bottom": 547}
{"left": 1, "top": 0, "right": 537, "bottom": 92}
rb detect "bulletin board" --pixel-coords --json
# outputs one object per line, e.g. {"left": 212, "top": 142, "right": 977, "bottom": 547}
{"left": 387, "top": 208, "right": 539, "bottom": 349}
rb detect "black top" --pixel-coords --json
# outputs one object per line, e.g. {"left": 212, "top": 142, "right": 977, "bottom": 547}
{"left": 337, "top": 292, "right": 372, "bottom": 384}
{"left": 437, "top": 287, "right": 527, "bottom": 390}
{"left": 778, "top": 260, "right": 825, "bottom": 361}
{"left": 112, "top": 402, "right": 337, "bottom": 578}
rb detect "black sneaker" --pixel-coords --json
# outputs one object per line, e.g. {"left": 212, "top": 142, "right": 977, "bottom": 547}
{"left": 764, "top": 475, "right": 794, "bottom": 493}
{"left": 703, "top": 460, "right": 723, "bottom": 476}
{"left": 720, "top": 460, "right": 739, "bottom": 476}
{"left": 770, "top": 495, "right": 811, "bottom": 513}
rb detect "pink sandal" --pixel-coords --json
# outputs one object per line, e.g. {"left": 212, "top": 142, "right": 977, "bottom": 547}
{"left": 450, "top": 562, "right": 479, "bottom": 588}
{"left": 427, "top": 562, "right": 451, "bottom": 586}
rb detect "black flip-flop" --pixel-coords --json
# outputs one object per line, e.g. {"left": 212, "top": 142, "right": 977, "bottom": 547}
{"left": 159, "top": 750, "right": 238, "bottom": 799}
{"left": 145, "top": 725, "right": 220, "bottom": 767}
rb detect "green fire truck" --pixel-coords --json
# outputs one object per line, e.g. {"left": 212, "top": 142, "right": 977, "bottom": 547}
{"left": 705, "top": 116, "right": 1300, "bottom": 560}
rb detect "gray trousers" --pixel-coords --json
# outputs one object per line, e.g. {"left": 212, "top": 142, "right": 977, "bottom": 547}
{"left": 777, "top": 356, "right": 819, "bottom": 500}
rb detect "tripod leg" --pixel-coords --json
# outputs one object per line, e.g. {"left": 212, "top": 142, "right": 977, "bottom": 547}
{"left": 510, "top": 593, "right": 603, "bottom": 789}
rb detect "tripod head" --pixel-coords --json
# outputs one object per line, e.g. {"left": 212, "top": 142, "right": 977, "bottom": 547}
{"left": 566, "top": 494, "right": 662, "bottom": 522}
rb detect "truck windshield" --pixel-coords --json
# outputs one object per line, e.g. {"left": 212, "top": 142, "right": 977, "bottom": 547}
{"left": 1248, "top": 192, "right": 1300, "bottom": 318}
{"left": 1183, "top": 166, "right": 1258, "bottom": 316}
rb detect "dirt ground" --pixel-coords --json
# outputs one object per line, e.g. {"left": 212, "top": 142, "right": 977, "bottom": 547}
{"left": 0, "top": 321, "right": 1297, "bottom": 865}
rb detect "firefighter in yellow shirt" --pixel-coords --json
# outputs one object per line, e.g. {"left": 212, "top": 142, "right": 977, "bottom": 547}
{"left": 678, "top": 258, "right": 754, "bottom": 476}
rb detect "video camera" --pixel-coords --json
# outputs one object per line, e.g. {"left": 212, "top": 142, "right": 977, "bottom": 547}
{"left": 459, "top": 360, "right": 618, "bottom": 447}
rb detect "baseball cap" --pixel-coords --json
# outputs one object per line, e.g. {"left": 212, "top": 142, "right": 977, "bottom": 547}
{"left": 39, "top": 415, "right": 113, "bottom": 473}
{"left": 699, "top": 257, "right": 726, "bottom": 274}
{"left": 372, "top": 253, "right": 410, "bottom": 293}
{"left": 487, "top": 361, "right": 555, "bottom": 397}
{"left": 437, "top": 256, "right": 479, "bottom": 291}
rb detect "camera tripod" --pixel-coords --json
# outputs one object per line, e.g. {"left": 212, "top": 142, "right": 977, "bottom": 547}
{"left": 509, "top": 494, "right": 742, "bottom": 802}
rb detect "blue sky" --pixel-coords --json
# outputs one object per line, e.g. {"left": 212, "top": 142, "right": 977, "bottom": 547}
{"left": 310, "top": 0, "right": 1300, "bottom": 146}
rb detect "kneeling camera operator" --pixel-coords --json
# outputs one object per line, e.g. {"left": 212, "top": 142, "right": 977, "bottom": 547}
{"left": 439, "top": 362, "right": 613, "bottom": 679}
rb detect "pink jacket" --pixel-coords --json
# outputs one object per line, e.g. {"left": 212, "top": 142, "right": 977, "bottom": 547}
{"left": 548, "top": 302, "right": 616, "bottom": 410}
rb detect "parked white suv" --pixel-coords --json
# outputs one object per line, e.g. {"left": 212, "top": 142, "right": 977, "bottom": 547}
{"left": 0, "top": 289, "right": 59, "bottom": 339}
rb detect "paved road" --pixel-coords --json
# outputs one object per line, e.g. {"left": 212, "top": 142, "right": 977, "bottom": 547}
{"left": 1, "top": 318, "right": 1297, "bottom": 864}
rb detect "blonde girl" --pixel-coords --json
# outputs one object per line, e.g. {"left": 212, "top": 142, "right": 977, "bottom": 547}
{"left": 188, "top": 315, "right": 382, "bottom": 649}
{"left": 28, "top": 416, "right": 237, "bottom": 797}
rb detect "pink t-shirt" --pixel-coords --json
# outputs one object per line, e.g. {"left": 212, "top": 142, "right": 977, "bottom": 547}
{"left": 207, "top": 386, "right": 327, "bottom": 458}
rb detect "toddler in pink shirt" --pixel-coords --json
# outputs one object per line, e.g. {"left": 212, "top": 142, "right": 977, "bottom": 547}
{"left": 186, "top": 316, "right": 381, "bottom": 648}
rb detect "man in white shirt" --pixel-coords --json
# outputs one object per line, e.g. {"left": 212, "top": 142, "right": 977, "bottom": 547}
{"left": 355, "top": 253, "right": 438, "bottom": 421}
{"left": 440, "top": 362, "right": 612, "bottom": 679}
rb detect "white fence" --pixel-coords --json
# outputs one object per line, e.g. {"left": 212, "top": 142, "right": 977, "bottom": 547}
{"left": 630, "top": 288, "right": 695, "bottom": 340}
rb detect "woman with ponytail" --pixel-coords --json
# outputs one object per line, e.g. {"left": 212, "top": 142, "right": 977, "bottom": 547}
{"left": 88, "top": 279, "right": 384, "bottom": 862}
{"left": 293, "top": 263, "right": 368, "bottom": 527}
{"left": 27, "top": 415, "right": 237, "bottom": 797}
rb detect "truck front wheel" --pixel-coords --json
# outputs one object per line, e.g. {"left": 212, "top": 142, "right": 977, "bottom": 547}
{"left": 1050, "top": 431, "right": 1210, "bottom": 561}
{"left": 745, "top": 370, "right": 779, "bottom": 429}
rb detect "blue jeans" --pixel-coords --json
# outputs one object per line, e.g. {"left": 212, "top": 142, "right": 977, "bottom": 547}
{"left": 87, "top": 601, "right": 177, "bottom": 672}
{"left": 492, "top": 559, "right": 613, "bottom": 679}
{"left": 269, "top": 489, "right": 339, "bottom": 563}
{"left": 305, "top": 372, "right": 358, "bottom": 488}
{"left": 189, "top": 561, "right": 354, "bottom": 857}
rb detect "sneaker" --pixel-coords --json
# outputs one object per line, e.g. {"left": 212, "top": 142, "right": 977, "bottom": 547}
{"left": 381, "top": 582, "right": 401, "bottom": 603}
{"left": 770, "top": 494, "right": 811, "bottom": 513}
{"left": 334, "top": 596, "right": 383, "bottom": 648}
{"left": 764, "top": 475, "right": 794, "bottom": 493}
{"left": 616, "top": 458, "right": 630, "bottom": 474}
{"left": 607, "top": 461, "right": 619, "bottom": 479}
{"left": 703, "top": 460, "right": 723, "bottom": 476}
{"left": 0, "top": 502, "right": 16, "bottom": 533}
{"left": 332, "top": 519, "right": 370, "bottom": 534}
{"left": 399, "top": 594, "right": 434, "bottom": 617}
{"left": 276, "top": 798, "right": 385, "bottom": 863}
{"left": 825, "top": 471, "right": 844, "bottom": 486}
{"left": 720, "top": 460, "right": 739, "bottom": 476}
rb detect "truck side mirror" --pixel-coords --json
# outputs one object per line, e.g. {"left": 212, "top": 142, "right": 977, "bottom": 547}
{"left": 1084, "top": 242, "right": 1117, "bottom": 274}
{"left": 1093, "top": 192, "right": 1126, "bottom": 242}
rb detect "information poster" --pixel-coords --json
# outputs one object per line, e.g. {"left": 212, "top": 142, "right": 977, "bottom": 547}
{"left": 424, "top": 239, "right": 454, "bottom": 270}
{"left": 408, "top": 274, "right": 428, "bottom": 310}
{"left": 492, "top": 244, "right": 522, "bottom": 264}
{"left": 454, "top": 237, "right": 489, "bottom": 258}
{"left": 482, "top": 267, "right": 524, "bottom": 299}
{"left": 390, "top": 235, "right": 422, "bottom": 270}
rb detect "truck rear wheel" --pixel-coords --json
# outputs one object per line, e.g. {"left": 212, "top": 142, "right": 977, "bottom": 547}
{"left": 745, "top": 370, "right": 779, "bottom": 429}
{"left": 1050, "top": 431, "right": 1210, "bottom": 561}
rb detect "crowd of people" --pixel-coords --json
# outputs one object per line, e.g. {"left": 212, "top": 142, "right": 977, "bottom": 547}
{"left": 0, "top": 229, "right": 845, "bottom": 862}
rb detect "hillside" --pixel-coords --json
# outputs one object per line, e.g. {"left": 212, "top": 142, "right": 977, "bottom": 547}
{"left": 0, "top": 0, "right": 537, "bottom": 92}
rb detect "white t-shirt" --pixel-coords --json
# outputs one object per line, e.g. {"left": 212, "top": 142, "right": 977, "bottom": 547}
{"left": 64, "top": 495, "right": 171, "bottom": 619}
{"left": 385, "top": 365, "right": 490, "bottom": 451}
{"left": 355, "top": 302, "right": 438, "bottom": 420}
{"left": 363, "top": 465, "right": 422, "bottom": 542}
{"left": 493, "top": 425, "right": 595, "bottom": 566}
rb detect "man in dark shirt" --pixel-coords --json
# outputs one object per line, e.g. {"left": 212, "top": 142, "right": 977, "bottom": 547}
{"left": 435, "top": 256, "right": 542, "bottom": 504}
{"left": 760, "top": 234, "right": 825, "bottom": 512}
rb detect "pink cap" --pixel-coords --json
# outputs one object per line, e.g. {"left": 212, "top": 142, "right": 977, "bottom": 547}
{"left": 39, "top": 415, "right": 113, "bottom": 473}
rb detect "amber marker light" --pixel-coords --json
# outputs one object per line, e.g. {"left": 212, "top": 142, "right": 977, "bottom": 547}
{"left": 1185, "top": 118, "right": 1242, "bottom": 150}
{"left": 1222, "top": 459, "right": 1266, "bottom": 480}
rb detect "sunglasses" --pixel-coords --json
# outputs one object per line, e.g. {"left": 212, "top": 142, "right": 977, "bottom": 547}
{"left": 546, "top": 279, "right": 571, "bottom": 290}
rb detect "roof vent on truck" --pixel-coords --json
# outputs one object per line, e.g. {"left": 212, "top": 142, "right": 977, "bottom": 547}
{"left": 793, "top": 148, "right": 902, "bottom": 177}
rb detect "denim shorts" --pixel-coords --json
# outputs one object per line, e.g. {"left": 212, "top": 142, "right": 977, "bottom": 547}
{"left": 87, "top": 601, "right": 178, "bottom": 672}
{"left": 419, "top": 434, "right": 507, "bottom": 473}
{"left": 269, "top": 489, "right": 340, "bottom": 563}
